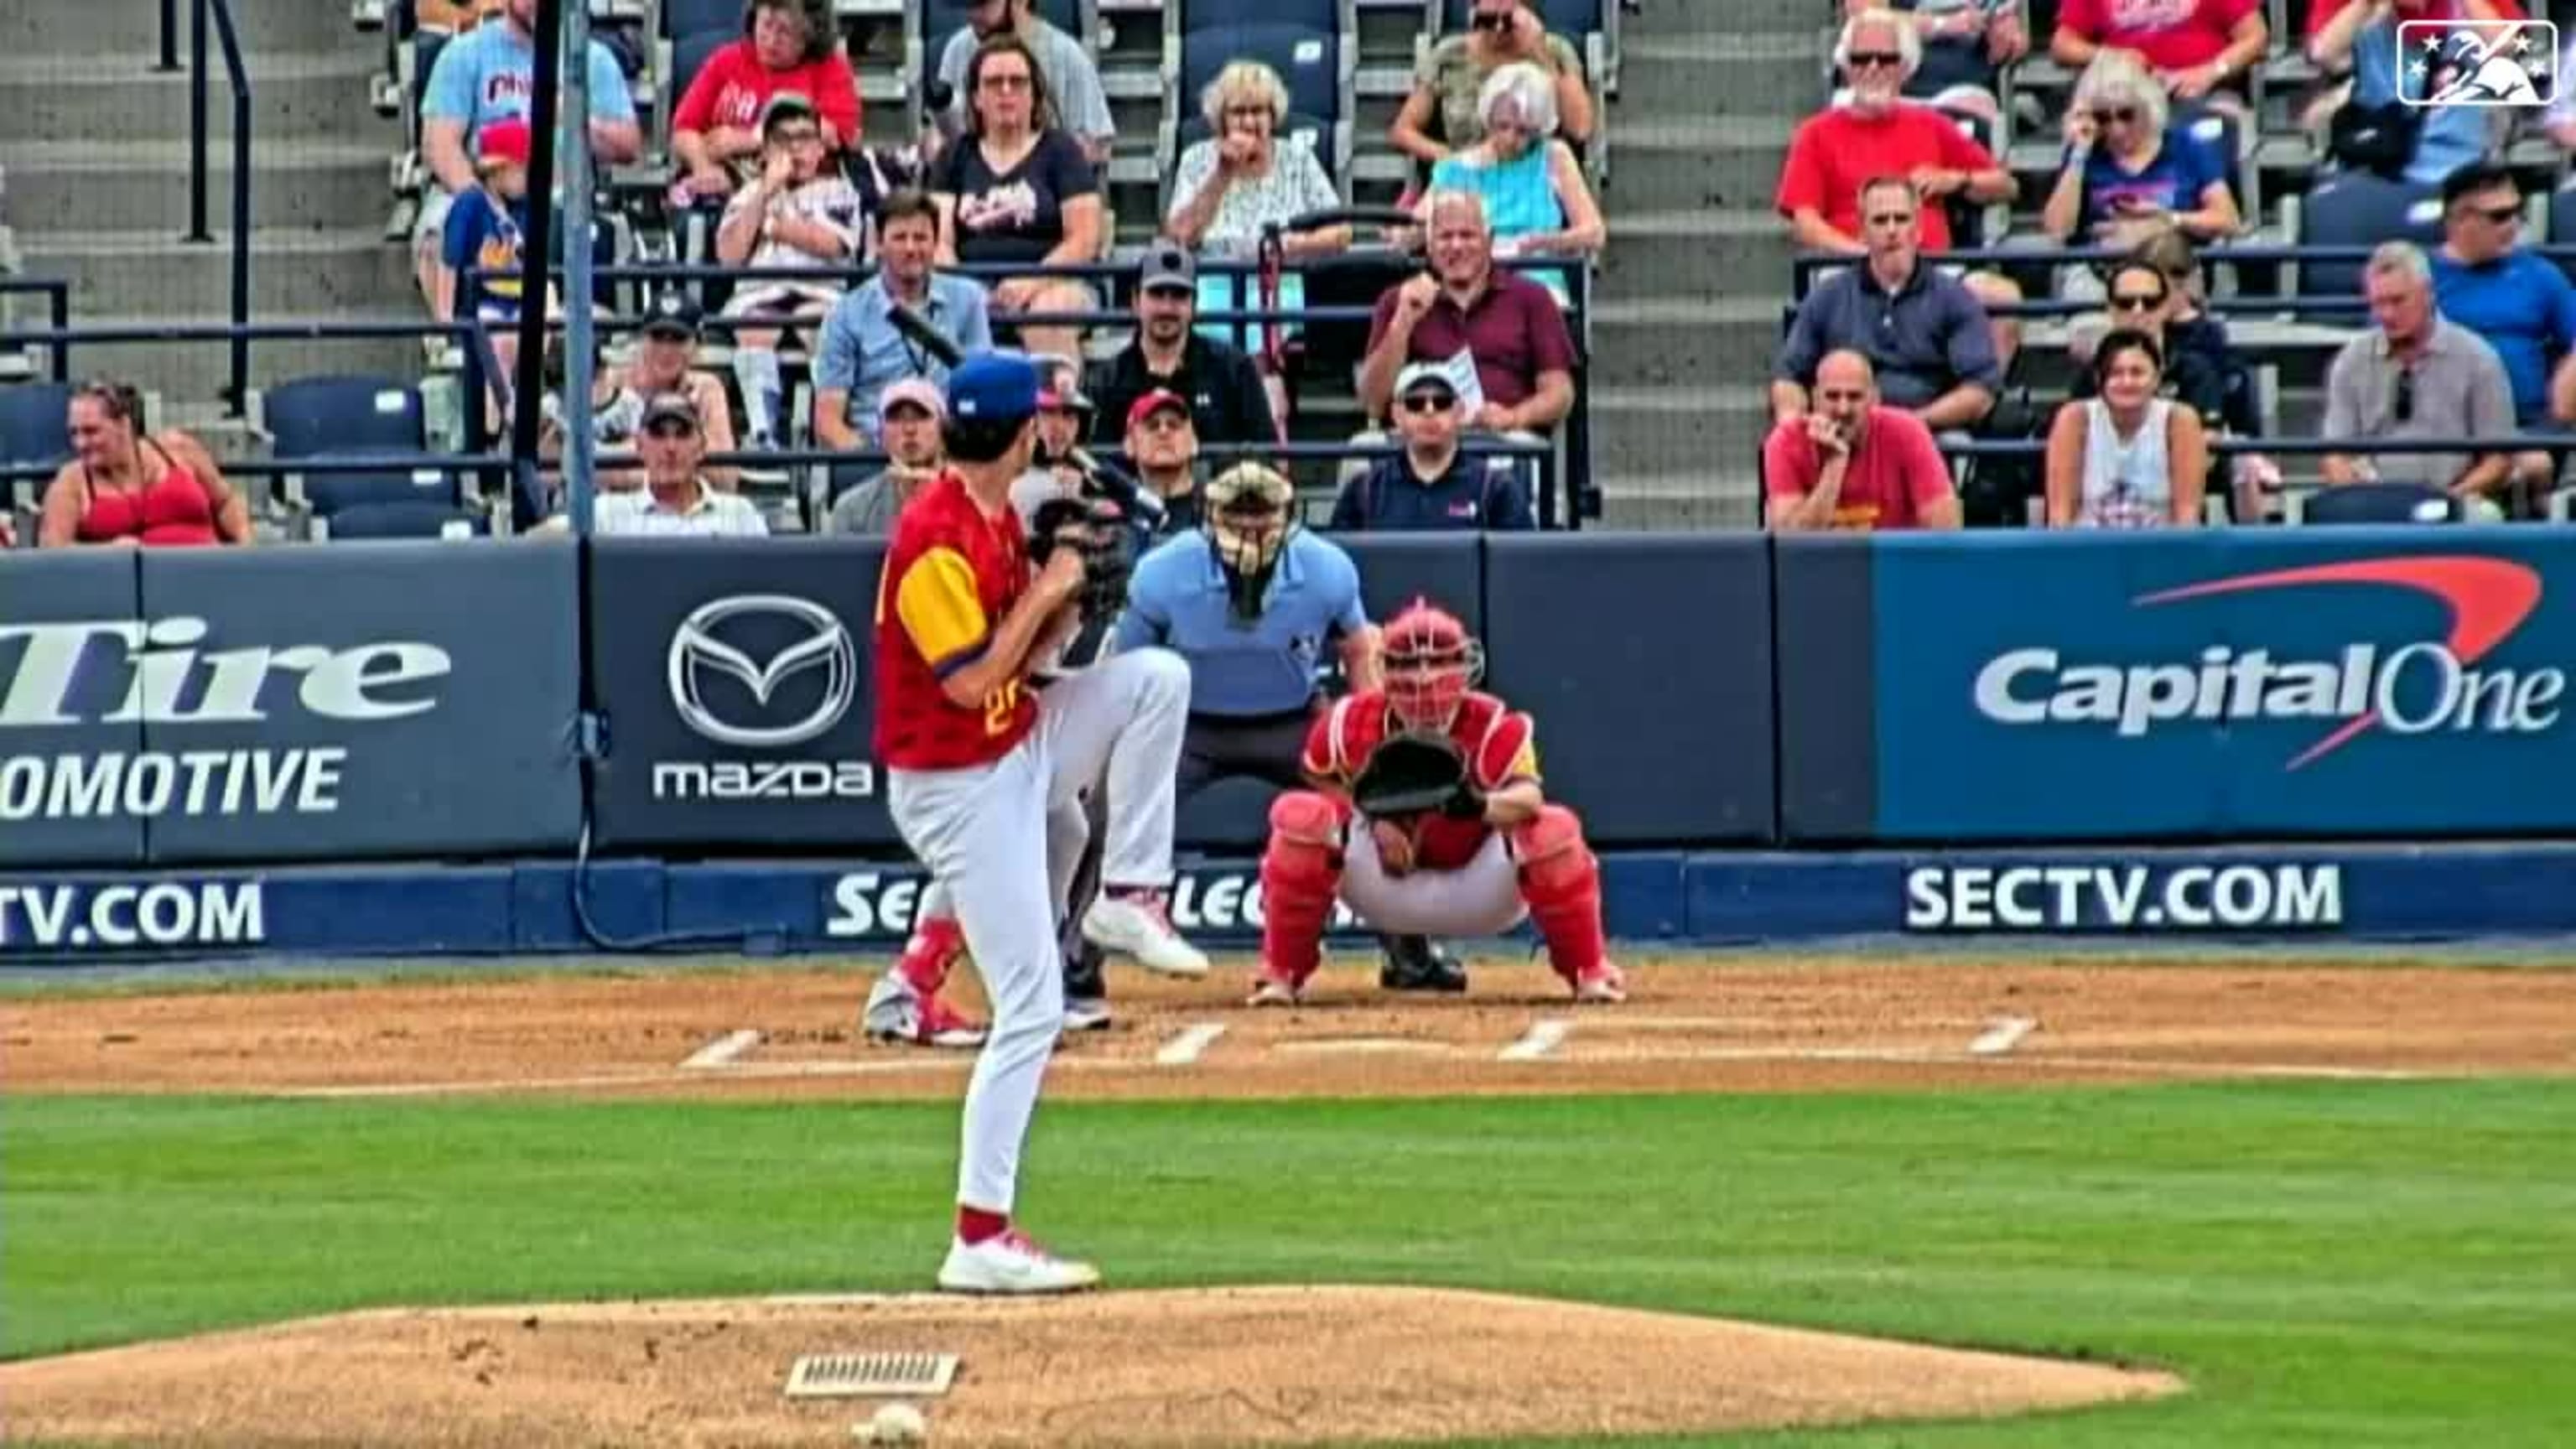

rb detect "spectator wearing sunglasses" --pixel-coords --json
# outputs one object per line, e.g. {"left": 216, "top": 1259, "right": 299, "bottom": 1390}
{"left": 2323, "top": 242, "right": 2516, "bottom": 504}
{"left": 1773, "top": 176, "right": 2000, "bottom": 434}
{"left": 2428, "top": 163, "right": 2576, "bottom": 512}
{"left": 1331, "top": 363, "right": 1535, "bottom": 532}
{"left": 1835, "top": 0, "right": 2029, "bottom": 127}
{"left": 589, "top": 394, "right": 772, "bottom": 537}
{"left": 2065, "top": 261, "right": 2232, "bottom": 428}
{"left": 2051, "top": 0, "right": 2267, "bottom": 118}
{"left": 1777, "top": 11, "right": 2014, "bottom": 256}
{"left": 2042, "top": 51, "right": 2241, "bottom": 255}
{"left": 1392, "top": 0, "right": 1595, "bottom": 170}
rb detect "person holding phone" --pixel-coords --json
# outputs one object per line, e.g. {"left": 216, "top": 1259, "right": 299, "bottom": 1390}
{"left": 2042, "top": 51, "right": 2241, "bottom": 252}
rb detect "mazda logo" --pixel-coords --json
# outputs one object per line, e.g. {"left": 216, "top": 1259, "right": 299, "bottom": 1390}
{"left": 666, "top": 595, "right": 856, "bottom": 748}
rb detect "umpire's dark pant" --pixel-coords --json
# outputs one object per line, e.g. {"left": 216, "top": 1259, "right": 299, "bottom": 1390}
{"left": 1059, "top": 708, "right": 1315, "bottom": 982}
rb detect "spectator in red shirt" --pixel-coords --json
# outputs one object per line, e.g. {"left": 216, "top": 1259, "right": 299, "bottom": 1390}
{"left": 2051, "top": 0, "right": 2268, "bottom": 117}
{"left": 1763, "top": 351, "right": 1963, "bottom": 531}
{"left": 1776, "top": 11, "right": 2015, "bottom": 255}
{"left": 672, "top": 0, "right": 861, "bottom": 204}
{"left": 1358, "top": 189, "right": 1577, "bottom": 435}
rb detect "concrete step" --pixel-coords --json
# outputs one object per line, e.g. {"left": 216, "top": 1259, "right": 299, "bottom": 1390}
{"left": 1634, "top": 0, "right": 1840, "bottom": 39}
{"left": 23, "top": 227, "right": 415, "bottom": 327}
{"left": 1594, "top": 210, "right": 1797, "bottom": 354}
{"left": 0, "top": 2, "right": 365, "bottom": 60}
{"left": 1590, "top": 295, "right": 1784, "bottom": 387}
{"left": 65, "top": 311, "right": 429, "bottom": 415}
{"left": 1589, "top": 382, "right": 1771, "bottom": 480}
{"left": 1607, "top": 116, "right": 1801, "bottom": 216}
{"left": 1615, "top": 33, "right": 1826, "bottom": 118}
{"left": 0, "top": 52, "right": 387, "bottom": 146}
{"left": 1592, "top": 472, "right": 1762, "bottom": 531}
{"left": 6, "top": 141, "right": 396, "bottom": 236}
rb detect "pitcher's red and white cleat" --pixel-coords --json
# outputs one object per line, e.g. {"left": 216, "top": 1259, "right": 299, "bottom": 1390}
{"left": 1572, "top": 963, "right": 1628, "bottom": 1005}
{"left": 937, "top": 1228, "right": 1101, "bottom": 1295}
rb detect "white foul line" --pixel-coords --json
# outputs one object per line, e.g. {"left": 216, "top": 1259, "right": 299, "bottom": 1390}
{"left": 1499, "top": 1019, "right": 1573, "bottom": 1062}
{"left": 1969, "top": 1016, "right": 2037, "bottom": 1057}
{"left": 681, "top": 1029, "right": 764, "bottom": 1070}
{"left": 1155, "top": 1022, "right": 1228, "bottom": 1067}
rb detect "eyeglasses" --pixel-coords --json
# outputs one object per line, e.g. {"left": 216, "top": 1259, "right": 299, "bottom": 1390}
{"left": 2110, "top": 291, "right": 2168, "bottom": 312}
{"left": 2474, "top": 203, "right": 2522, "bottom": 224}
{"left": 644, "top": 421, "right": 699, "bottom": 439}
{"left": 1847, "top": 50, "right": 1903, "bottom": 68}
{"left": 981, "top": 71, "right": 1032, "bottom": 91}
{"left": 2392, "top": 366, "right": 2416, "bottom": 424}
{"left": 2092, "top": 106, "right": 2139, "bottom": 124}
{"left": 1401, "top": 393, "right": 1457, "bottom": 414}
{"left": 774, "top": 128, "right": 823, "bottom": 147}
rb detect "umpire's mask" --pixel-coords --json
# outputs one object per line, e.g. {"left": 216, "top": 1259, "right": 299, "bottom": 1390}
{"left": 1204, "top": 462, "right": 1296, "bottom": 620}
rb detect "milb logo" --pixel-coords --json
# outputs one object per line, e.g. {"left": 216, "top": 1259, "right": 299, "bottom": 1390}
{"left": 1972, "top": 557, "right": 2566, "bottom": 769}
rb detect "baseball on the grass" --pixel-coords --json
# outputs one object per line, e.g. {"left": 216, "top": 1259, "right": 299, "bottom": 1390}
{"left": 857, "top": 1402, "right": 928, "bottom": 1445}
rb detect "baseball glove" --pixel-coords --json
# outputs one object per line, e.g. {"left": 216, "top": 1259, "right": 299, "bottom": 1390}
{"left": 1030, "top": 496, "right": 1133, "bottom": 621}
{"left": 1350, "top": 732, "right": 1484, "bottom": 820}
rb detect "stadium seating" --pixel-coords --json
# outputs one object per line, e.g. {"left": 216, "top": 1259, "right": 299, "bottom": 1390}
{"left": 2289, "top": 174, "right": 2442, "bottom": 299}
{"left": 661, "top": 0, "right": 740, "bottom": 39}
{"left": 257, "top": 376, "right": 430, "bottom": 460}
{"left": 2293, "top": 481, "right": 2462, "bottom": 525}
{"left": 0, "top": 379, "right": 70, "bottom": 470}
{"left": 318, "top": 499, "right": 493, "bottom": 539}
{"left": 289, "top": 449, "right": 470, "bottom": 517}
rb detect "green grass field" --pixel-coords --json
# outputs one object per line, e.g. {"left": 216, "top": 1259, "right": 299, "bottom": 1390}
{"left": 8, "top": 1079, "right": 2576, "bottom": 1446}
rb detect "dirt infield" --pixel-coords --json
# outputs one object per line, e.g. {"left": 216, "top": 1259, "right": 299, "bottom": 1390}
{"left": 5, "top": 954, "right": 2573, "bottom": 1101}
{"left": 0, "top": 1286, "right": 2184, "bottom": 1448}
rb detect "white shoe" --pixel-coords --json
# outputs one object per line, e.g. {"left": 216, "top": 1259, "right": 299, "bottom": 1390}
{"left": 937, "top": 1230, "right": 1101, "bottom": 1295}
{"left": 1082, "top": 892, "right": 1209, "bottom": 978}
{"left": 1062, "top": 999, "right": 1114, "bottom": 1033}
{"left": 1245, "top": 974, "right": 1301, "bottom": 1007}
{"left": 864, "top": 976, "right": 989, "bottom": 1049}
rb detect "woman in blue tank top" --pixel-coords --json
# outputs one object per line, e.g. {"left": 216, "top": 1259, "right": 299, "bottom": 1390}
{"left": 1426, "top": 61, "right": 1605, "bottom": 306}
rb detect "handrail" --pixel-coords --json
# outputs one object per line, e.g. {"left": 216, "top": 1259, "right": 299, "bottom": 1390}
{"left": 0, "top": 279, "right": 72, "bottom": 382}
{"left": 1789, "top": 242, "right": 2576, "bottom": 298}
{"left": 183, "top": 0, "right": 252, "bottom": 413}
{"left": 1931, "top": 434, "right": 2576, "bottom": 459}
{"left": 156, "top": 0, "right": 180, "bottom": 72}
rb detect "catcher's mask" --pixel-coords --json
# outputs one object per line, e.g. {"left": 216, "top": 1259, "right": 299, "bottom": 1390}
{"left": 1204, "top": 462, "right": 1296, "bottom": 618}
{"left": 1381, "top": 600, "right": 1482, "bottom": 732}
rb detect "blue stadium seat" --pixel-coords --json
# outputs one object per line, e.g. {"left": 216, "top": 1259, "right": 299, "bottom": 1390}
{"left": 2548, "top": 179, "right": 2576, "bottom": 287}
{"left": 0, "top": 382, "right": 74, "bottom": 470}
{"left": 1442, "top": 0, "right": 1601, "bottom": 39}
{"left": 293, "top": 450, "right": 467, "bottom": 517}
{"left": 2298, "top": 482, "right": 2462, "bottom": 525}
{"left": 1182, "top": 24, "right": 1346, "bottom": 134}
{"left": 661, "top": 0, "right": 735, "bottom": 40}
{"left": 923, "top": 0, "right": 1083, "bottom": 65}
{"left": 258, "top": 377, "right": 428, "bottom": 460}
{"left": 2296, "top": 174, "right": 2443, "bottom": 299}
{"left": 322, "top": 501, "right": 491, "bottom": 540}
{"left": 1189, "top": 0, "right": 1341, "bottom": 30}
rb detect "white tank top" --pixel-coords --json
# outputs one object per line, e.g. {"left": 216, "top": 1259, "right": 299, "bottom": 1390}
{"left": 2078, "top": 397, "right": 2174, "bottom": 529}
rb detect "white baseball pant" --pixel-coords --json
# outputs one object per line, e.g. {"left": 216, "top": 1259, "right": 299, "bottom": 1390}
{"left": 886, "top": 647, "right": 1190, "bottom": 1217}
{"left": 1339, "top": 826, "right": 1529, "bottom": 938}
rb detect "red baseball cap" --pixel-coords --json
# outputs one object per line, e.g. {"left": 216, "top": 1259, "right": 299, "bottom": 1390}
{"left": 476, "top": 117, "right": 532, "bottom": 170}
{"left": 1126, "top": 388, "right": 1190, "bottom": 433}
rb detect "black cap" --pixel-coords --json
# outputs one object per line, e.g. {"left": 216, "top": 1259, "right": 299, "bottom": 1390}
{"left": 643, "top": 290, "right": 702, "bottom": 340}
{"left": 1139, "top": 240, "right": 1197, "bottom": 293}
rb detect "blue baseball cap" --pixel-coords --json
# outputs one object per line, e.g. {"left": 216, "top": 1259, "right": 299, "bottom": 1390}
{"left": 946, "top": 350, "right": 1041, "bottom": 423}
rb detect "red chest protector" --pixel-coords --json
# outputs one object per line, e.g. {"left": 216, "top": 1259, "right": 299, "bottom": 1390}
{"left": 1306, "top": 692, "right": 1537, "bottom": 871}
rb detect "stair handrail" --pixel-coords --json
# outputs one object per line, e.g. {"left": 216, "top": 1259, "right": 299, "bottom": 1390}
{"left": 184, "top": 0, "right": 252, "bottom": 414}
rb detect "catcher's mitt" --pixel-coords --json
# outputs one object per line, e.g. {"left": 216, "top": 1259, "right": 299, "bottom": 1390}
{"left": 1349, "top": 732, "right": 1484, "bottom": 820}
{"left": 1030, "top": 495, "right": 1133, "bottom": 621}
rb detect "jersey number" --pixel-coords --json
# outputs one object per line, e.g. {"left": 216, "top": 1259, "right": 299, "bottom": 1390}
{"left": 983, "top": 679, "right": 1021, "bottom": 735}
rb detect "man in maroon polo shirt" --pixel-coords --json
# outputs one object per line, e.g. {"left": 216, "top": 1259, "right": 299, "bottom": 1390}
{"left": 1763, "top": 350, "right": 1962, "bottom": 531}
{"left": 1358, "top": 190, "right": 1578, "bottom": 435}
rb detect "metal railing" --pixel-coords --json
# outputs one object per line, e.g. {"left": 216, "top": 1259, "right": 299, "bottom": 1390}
{"left": 0, "top": 280, "right": 70, "bottom": 383}
{"left": 181, "top": 0, "right": 252, "bottom": 413}
{"left": 1790, "top": 243, "right": 2576, "bottom": 299}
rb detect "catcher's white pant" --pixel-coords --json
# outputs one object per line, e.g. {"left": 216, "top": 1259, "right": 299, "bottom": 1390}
{"left": 1340, "top": 826, "right": 1529, "bottom": 937}
{"left": 886, "top": 647, "right": 1190, "bottom": 1217}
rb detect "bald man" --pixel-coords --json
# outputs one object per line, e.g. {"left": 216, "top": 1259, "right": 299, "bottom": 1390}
{"left": 1762, "top": 350, "right": 1963, "bottom": 532}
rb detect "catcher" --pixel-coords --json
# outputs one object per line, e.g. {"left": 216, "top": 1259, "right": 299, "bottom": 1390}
{"left": 1249, "top": 600, "right": 1627, "bottom": 1005}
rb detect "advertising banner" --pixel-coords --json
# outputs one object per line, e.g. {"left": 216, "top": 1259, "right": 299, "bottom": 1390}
{"left": 1483, "top": 533, "right": 1778, "bottom": 844}
{"left": 0, "top": 550, "right": 147, "bottom": 866}
{"left": 1869, "top": 530, "right": 2576, "bottom": 839}
{"left": 588, "top": 537, "right": 897, "bottom": 851}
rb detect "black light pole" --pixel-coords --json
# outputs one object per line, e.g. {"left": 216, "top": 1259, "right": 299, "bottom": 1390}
{"left": 507, "top": 0, "right": 569, "bottom": 524}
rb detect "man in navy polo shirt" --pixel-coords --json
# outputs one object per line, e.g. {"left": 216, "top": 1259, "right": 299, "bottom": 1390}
{"left": 1330, "top": 364, "right": 1539, "bottom": 532}
{"left": 1116, "top": 464, "right": 1456, "bottom": 991}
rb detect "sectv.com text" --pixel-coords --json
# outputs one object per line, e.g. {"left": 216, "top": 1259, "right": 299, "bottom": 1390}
{"left": 0, "top": 881, "right": 267, "bottom": 952}
{"left": 1903, "top": 864, "right": 2344, "bottom": 932}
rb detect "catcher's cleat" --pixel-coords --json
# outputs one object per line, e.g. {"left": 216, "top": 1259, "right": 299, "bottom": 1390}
{"left": 865, "top": 976, "right": 990, "bottom": 1048}
{"left": 1062, "top": 943, "right": 1111, "bottom": 1031}
{"left": 1246, "top": 973, "right": 1302, "bottom": 1007}
{"left": 1379, "top": 935, "right": 1467, "bottom": 993}
{"left": 1572, "top": 963, "right": 1628, "bottom": 1005}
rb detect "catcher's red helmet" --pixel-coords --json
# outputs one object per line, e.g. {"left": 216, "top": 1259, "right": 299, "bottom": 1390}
{"left": 1380, "top": 599, "right": 1483, "bottom": 733}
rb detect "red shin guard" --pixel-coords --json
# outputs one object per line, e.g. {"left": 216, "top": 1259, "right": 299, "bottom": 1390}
{"left": 1259, "top": 791, "right": 1348, "bottom": 985}
{"left": 1513, "top": 805, "right": 1607, "bottom": 984}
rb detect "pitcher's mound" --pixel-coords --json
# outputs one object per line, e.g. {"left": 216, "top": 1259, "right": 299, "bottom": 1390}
{"left": 0, "top": 1285, "right": 2182, "bottom": 1447}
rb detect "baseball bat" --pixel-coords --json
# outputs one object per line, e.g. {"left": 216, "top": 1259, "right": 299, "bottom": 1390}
{"left": 885, "top": 299, "right": 1167, "bottom": 528}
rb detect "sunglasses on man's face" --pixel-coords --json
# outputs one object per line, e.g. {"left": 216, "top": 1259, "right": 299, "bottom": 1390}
{"left": 2111, "top": 291, "right": 2168, "bottom": 312}
{"left": 1402, "top": 392, "right": 1457, "bottom": 414}
{"left": 1847, "top": 50, "right": 1903, "bottom": 68}
{"left": 2092, "top": 106, "right": 2139, "bottom": 124}
{"left": 2472, "top": 202, "right": 2522, "bottom": 225}
{"left": 981, "top": 71, "right": 1032, "bottom": 91}
{"left": 645, "top": 422, "right": 699, "bottom": 439}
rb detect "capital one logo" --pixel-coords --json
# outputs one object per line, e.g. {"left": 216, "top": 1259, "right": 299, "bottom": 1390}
{"left": 665, "top": 595, "right": 855, "bottom": 748}
{"left": 1974, "top": 557, "right": 2568, "bottom": 768}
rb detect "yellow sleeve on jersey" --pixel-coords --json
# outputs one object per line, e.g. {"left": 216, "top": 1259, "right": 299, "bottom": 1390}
{"left": 896, "top": 547, "right": 991, "bottom": 678}
{"left": 1509, "top": 738, "right": 1540, "bottom": 782}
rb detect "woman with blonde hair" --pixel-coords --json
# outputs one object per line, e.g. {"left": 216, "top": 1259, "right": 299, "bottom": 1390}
{"left": 1165, "top": 59, "right": 1353, "bottom": 350}
{"left": 1423, "top": 62, "right": 1603, "bottom": 304}
{"left": 2043, "top": 49, "right": 2241, "bottom": 250}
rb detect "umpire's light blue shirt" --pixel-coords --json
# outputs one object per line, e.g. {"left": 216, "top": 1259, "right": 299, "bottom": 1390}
{"left": 1115, "top": 532, "right": 1367, "bottom": 718}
